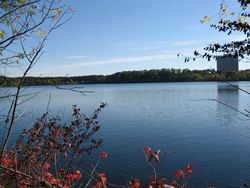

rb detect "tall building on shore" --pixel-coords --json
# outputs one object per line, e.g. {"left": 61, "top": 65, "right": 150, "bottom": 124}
{"left": 216, "top": 55, "right": 239, "bottom": 72}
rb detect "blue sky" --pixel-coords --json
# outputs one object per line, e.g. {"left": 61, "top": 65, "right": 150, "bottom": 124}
{"left": 9, "top": 0, "right": 249, "bottom": 76}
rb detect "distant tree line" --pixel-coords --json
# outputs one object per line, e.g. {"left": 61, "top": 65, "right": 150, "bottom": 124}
{"left": 1, "top": 68, "right": 250, "bottom": 86}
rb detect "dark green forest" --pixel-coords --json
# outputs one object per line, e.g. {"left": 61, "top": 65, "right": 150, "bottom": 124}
{"left": 1, "top": 68, "right": 250, "bottom": 86}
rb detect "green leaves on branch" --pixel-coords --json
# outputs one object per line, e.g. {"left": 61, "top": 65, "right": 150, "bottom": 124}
{"left": 0, "top": 0, "right": 73, "bottom": 67}
{"left": 200, "top": 16, "right": 212, "bottom": 23}
{"left": 193, "top": 0, "right": 250, "bottom": 63}
{"left": 18, "top": 0, "right": 26, "bottom": 6}
{"left": 0, "top": 30, "right": 6, "bottom": 38}
{"left": 35, "top": 31, "right": 48, "bottom": 37}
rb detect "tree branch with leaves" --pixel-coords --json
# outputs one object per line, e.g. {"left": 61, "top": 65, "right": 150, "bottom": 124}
{"left": 179, "top": 0, "right": 249, "bottom": 63}
{"left": 0, "top": 0, "right": 73, "bottom": 160}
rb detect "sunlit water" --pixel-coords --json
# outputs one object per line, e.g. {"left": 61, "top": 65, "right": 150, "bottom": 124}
{"left": 1, "top": 82, "right": 250, "bottom": 187}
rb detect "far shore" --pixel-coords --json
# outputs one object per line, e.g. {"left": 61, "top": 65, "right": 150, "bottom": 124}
{"left": 1, "top": 68, "right": 250, "bottom": 87}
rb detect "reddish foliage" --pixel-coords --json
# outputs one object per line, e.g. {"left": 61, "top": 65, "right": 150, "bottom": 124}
{"left": 175, "top": 170, "right": 185, "bottom": 178}
{"left": 73, "top": 170, "right": 82, "bottom": 180}
{"left": 0, "top": 151, "right": 18, "bottom": 169}
{"left": 97, "top": 173, "right": 107, "bottom": 188}
{"left": 145, "top": 146, "right": 161, "bottom": 163}
{"left": 0, "top": 104, "right": 106, "bottom": 187}
{"left": 130, "top": 178, "right": 140, "bottom": 188}
{"left": 0, "top": 102, "right": 194, "bottom": 188}
{"left": 1, "top": 159, "right": 12, "bottom": 168}
{"left": 96, "top": 181, "right": 103, "bottom": 188}
{"left": 44, "top": 172, "right": 53, "bottom": 179}
{"left": 151, "top": 178, "right": 167, "bottom": 188}
{"left": 42, "top": 162, "right": 51, "bottom": 171}
{"left": 50, "top": 178, "right": 61, "bottom": 185}
{"left": 63, "top": 170, "right": 82, "bottom": 184}
{"left": 99, "top": 152, "right": 108, "bottom": 159}
{"left": 144, "top": 146, "right": 152, "bottom": 155}
{"left": 186, "top": 164, "right": 192, "bottom": 173}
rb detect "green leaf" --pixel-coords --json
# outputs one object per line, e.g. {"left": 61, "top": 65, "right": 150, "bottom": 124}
{"left": 201, "top": 16, "right": 212, "bottom": 23}
{"left": 28, "top": 9, "right": 35, "bottom": 16}
{"left": 0, "top": 30, "right": 6, "bottom": 38}
{"left": 43, "top": 31, "right": 48, "bottom": 36}
{"left": 18, "top": 0, "right": 26, "bottom": 5}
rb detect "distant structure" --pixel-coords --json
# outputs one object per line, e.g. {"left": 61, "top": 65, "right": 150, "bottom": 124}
{"left": 216, "top": 55, "right": 239, "bottom": 72}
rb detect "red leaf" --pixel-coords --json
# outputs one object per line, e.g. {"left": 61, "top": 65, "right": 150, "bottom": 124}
{"left": 73, "top": 170, "right": 82, "bottom": 180}
{"left": 66, "top": 174, "right": 75, "bottom": 183}
{"left": 98, "top": 173, "right": 107, "bottom": 188}
{"left": 50, "top": 178, "right": 61, "bottom": 185}
{"left": 42, "top": 162, "right": 51, "bottom": 171}
{"left": 186, "top": 164, "right": 193, "bottom": 173}
{"left": 144, "top": 146, "right": 152, "bottom": 155}
{"left": 96, "top": 181, "right": 102, "bottom": 188}
{"left": 130, "top": 178, "right": 140, "bottom": 188}
{"left": 175, "top": 170, "right": 185, "bottom": 178}
{"left": 99, "top": 152, "right": 108, "bottom": 159}
{"left": 44, "top": 172, "right": 53, "bottom": 181}
{"left": 1, "top": 159, "right": 11, "bottom": 168}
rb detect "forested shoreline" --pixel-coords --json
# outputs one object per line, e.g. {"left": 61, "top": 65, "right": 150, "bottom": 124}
{"left": 1, "top": 68, "right": 250, "bottom": 86}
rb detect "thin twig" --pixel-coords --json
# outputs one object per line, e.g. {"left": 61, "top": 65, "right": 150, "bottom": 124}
{"left": 81, "top": 168, "right": 128, "bottom": 188}
{"left": 84, "top": 159, "right": 100, "bottom": 188}
{"left": 55, "top": 85, "right": 94, "bottom": 95}
{"left": 191, "top": 98, "right": 250, "bottom": 117}
{"left": 142, "top": 148, "right": 157, "bottom": 182}
{"left": 211, "top": 71, "right": 250, "bottom": 95}
{"left": 0, "top": 165, "right": 51, "bottom": 187}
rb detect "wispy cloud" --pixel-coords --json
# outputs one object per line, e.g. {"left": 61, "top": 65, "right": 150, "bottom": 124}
{"left": 173, "top": 40, "right": 205, "bottom": 46}
{"left": 61, "top": 53, "right": 177, "bottom": 68}
{"left": 113, "top": 41, "right": 136, "bottom": 47}
{"left": 131, "top": 46, "right": 164, "bottom": 51}
{"left": 114, "top": 40, "right": 171, "bottom": 51}
{"left": 114, "top": 39, "right": 206, "bottom": 52}
{"left": 172, "top": 34, "right": 246, "bottom": 47}
{"left": 64, "top": 55, "right": 88, "bottom": 60}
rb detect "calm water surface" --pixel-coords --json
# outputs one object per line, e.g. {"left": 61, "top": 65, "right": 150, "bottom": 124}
{"left": 1, "top": 82, "right": 250, "bottom": 187}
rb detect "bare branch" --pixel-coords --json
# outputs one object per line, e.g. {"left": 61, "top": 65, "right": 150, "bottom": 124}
{"left": 55, "top": 85, "right": 94, "bottom": 95}
{"left": 191, "top": 98, "right": 250, "bottom": 118}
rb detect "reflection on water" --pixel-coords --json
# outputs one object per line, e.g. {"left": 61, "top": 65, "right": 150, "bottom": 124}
{"left": 216, "top": 82, "right": 239, "bottom": 124}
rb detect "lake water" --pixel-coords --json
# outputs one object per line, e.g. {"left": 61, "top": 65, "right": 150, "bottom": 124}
{"left": 1, "top": 82, "right": 250, "bottom": 187}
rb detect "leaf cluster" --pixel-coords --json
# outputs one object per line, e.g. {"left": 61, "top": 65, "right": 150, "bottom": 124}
{"left": 0, "top": 103, "right": 107, "bottom": 187}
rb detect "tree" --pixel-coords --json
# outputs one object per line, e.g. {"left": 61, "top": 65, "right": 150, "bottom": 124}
{"left": 0, "top": 1, "right": 110, "bottom": 187}
{"left": 0, "top": 0, "right": 73, "bottom": 154}
{"left": 0, "top": 1, "right": 76, "bottom": 184}
{"left": 180, "top": 0, "right": 249, "bottom": 62}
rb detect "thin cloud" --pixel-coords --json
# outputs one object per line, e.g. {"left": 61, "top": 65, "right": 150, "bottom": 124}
{"left": 114, "top": 40, "right": 170, "bottom": 51}
{"left": 152, "top": 40, "right": 169, "bottom": 45}
{"left": 172, "top": 34, "right": 246, "bottom": 47}
{"left": 132, "top": 46, "right": 161, "bottom": 51}
{"left": 65, "top": 55, "right": 88, "bottom": 60}
{"left": 113, "top": 41, "right": 136, "bottom": 47}
{"left": 131, "top": 41, "right": 170, "bottom": 51}
{"left": 173, "top": 40, "right": 205, "bottom": 46}
{"left": 61, "top": 53, "right": 177, "bottom": 68}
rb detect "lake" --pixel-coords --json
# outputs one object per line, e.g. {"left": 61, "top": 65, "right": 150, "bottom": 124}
{"left": 1, "top": 82, "right": 250, "bottom": 187}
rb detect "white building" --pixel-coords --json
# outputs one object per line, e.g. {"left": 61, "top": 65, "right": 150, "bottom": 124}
{"left": 216, "top": 55, "right": 239, "bottom": 72}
